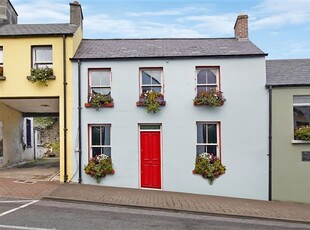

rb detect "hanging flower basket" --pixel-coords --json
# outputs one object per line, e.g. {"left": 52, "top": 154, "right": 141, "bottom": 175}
{"left": 193, "top": 89, "right": 226, "bottom": 107}
{"left": 193, "top": 153, "right": 226, "bottom": 184}
{"left": 136, "top": 90, "right": 166, "bottom": 113}
{"left": 84, "top": 154, "right": 115, "bottom": 183}
{"left": 27, "top": 67, "right": 55, "bottom": 86}
{"left": 85, "top": 92, "right": 114, "bottom": 109}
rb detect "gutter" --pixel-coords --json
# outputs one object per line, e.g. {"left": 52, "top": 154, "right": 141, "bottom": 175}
{"left": 63, "top": 34, "right": 68, "bottom": 182}
{"left": 78, "top": 59, "right": 82, "bottom": 183}
{"left": 268, "top": 86, "right": 272, "bottom": 201}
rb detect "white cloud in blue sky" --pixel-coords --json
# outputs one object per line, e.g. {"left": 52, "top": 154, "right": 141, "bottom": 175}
{"left": 12, "top": 0, "right": 310, "bottom": 59}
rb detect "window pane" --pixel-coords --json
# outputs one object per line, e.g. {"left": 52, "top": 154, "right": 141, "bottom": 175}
{"left": 207, "top": 146, "right": 217, "bottom": 155}
{"left": 197, "top": 69, "right": 206, "bottom": 84}
{"left": 90, "top": 70, "right": 110, "bottom": 86}
{"left": 142, "top": 71, "right": 151, "bottom": 84}
{"left": 294, "top": 106, "right": 310, "bottom": 129}
{"left": 206, "top": 69, "right": 217, "bottom": 84}
{"left": 142, "top": 86, "right": 151, "bottom": 93}
{"left": 91, "top": 88, "right": 111, "bottom": 96}
{"left": 34, "top": 47, "right": 52, "bottom": 62}
{"left": 197, "top": 124, "right": 207, "bottom": 143}
{"left": 140, "top": 125, "right": 160, "bottom": 130}
{"left": 151, "top": 86, "right": 161, "bottom": 92}
{"left": 293, "top": 96, "right": 310, "bottom": 105}
{"left": 92, "top": 147, "right": 102, "bottom": 157}
{"left": 102, "top": 147, "right": 111, "bottom": 157}
{"left": 207, "top": 124, "right": 217, "bottom": 143}
{"left": 101, "top": 126, "right": 110, "bottom": 145}
{"left": 150, "top": 70, "right": 161, "bottom": 84}
{"left": 91, "top": 127, "right": 101, "bottom": 145}
{"left": 196, "top": 145, "right": 207, "bottom": 155}
{"left": 0, "top": 48, "right": 3, "bottom": 64}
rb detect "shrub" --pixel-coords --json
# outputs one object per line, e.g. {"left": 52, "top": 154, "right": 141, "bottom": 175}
{"left": 294, "top": 125, "right": 310, "bottom": 141}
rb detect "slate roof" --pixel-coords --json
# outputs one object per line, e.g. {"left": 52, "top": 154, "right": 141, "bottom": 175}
{"left": 0, "top": 23, "right": 78, "bottom": 36}
{"left": 72, "top": 38, "right": 266, "bottom": 60}
{"left": 266, "top": 59, "right": 310, "bottom": 86}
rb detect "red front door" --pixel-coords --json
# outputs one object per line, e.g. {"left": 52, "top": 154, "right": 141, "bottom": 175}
{"left": 140, "top": 131, "right": 161, "bottom": 189}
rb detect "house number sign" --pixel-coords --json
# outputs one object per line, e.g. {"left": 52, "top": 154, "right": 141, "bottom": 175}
{"left": 302, "top": 151, "right": 310, "bottom": 162}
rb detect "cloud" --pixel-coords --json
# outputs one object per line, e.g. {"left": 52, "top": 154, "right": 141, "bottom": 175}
{"left": 127, "top": 7, "right": 197, "bottom": 17}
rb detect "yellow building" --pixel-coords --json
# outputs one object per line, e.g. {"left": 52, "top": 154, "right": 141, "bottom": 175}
{"left": 0, "top": 0, "right": 83, "bottom": 182}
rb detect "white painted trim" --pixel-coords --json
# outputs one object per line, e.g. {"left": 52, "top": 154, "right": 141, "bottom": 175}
{"left": 0, "top": 224, "right": 54, "bottom": 230}
{"left": 0, "top": 200, "right": 38, "bottom": 217}
{"left": 139, "top": 68, "right": 164, "bottom": 94}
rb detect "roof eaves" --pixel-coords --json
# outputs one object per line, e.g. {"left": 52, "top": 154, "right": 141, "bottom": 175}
{"left": 265, "top": 83, "right": 310, "bottom": 88}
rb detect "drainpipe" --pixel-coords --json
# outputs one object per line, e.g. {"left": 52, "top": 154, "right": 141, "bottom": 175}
{"left": 78, "top": 59, "right": 82, "bottom": 183}
{"left": 268, "top": 86, "right": 272, "bottom": 201}
{"left": 63, "top": 34, "right": 68, "bottom": 183}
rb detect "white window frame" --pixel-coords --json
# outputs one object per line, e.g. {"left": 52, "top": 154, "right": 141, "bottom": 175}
{"left": 32, "top": 46, "right": 53, "bottom": 69}
{"left": 89, "top": 124, "right": 111, "bottom": 159}
{"left": 88, "top": 68, "right": 112, "bottom": 97}
{"left": 196, "top": 67, "right": 220, "bottom": 92}
{"left": 0, "top": 47, "right": 3, "bottom": 66}
{"left": 196, "top": 122, "right": 221, "bottom": 158}
{"left": 140, "top": 68, "right": 164, "bottom": 94}
{"left": 293, "top": 95, "right": 310, "bottom": 131}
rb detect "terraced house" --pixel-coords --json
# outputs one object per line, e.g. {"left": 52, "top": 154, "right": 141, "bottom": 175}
{"left": 0, "top": 0, "right": 83, "bottom": 183}
{"left": 70, "top": 15, "right": 269, "bottom": 200}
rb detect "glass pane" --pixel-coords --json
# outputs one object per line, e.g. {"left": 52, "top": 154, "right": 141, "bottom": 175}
{"left": 197, "top": 124, "right": 206, "bottom": 143}
{"left": 142, "top": 86, "right": 151, "bottom": 93}
{"left": 207, "top": 145, "right": 217, "bottom": 155}
{"left": 92, "top": 147, "right": 102, "bottom": 157}
{"left": 293, "top": 106, "right": 310, "bottom": 129}
{"left": 91, "top": 88, "right": 111, "bottom": 96}
{"left": 0, "top": 48, "right": 3, "bottom": 63}
{"left": 142, "top": 71, "right": 151, "bottom": 84}
{"left": 34, "top": 47, "right": 52, "bottom": 62}
{"left": 36, "top": 63, "right": 52, "bottom": 69}
{"left": 101, "top": 126, "right": 111, "bottom": 145}
{"left": 197, "top": 86, "right": 206, "bottom": 93}
{"left": 151, "top": 86, "right": 161, "bottom": 92}
{"left": 196, "top": 145, "right": 207, "bottom": 155}
{"left": 197, "top": 69, "right": 206, "bottom": 84}
{"left": 90, "top": 70, "right": 110, "bottom": 86}
{"left": 91, "top": 127, "right": 101, "bottom": 145}
{"left": 293, "top": 96, "right": 310, "bottom": 105}
{"left": 206, "top": 69, "right": 217, "bottom": 84}
{"left": 102, "top": 147, "right": 111, "bottom": 157}
{"left": 207, "top": 124, "right": 217, "bottom": 143}
{"left": 140, "top": 125, "right": 160, "bottom": 130}
{"left": 150, "top": 70, "right": 161, "bottom": 84}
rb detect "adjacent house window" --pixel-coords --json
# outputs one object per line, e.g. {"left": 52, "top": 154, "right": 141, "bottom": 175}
{"left": 89, "top": 125, "right": 111, "bottom": 158}
{"left": 196, "top": 122, "right": 220, "bottom": 157}
{"left": 32, "top": 46, "right": 52, "bottom": 69}
{"left": 89, "top": 69, "right": 111, "bottom": 96}
{"left": 26, "top": 119, "right": 32, "bottom": 147}
{"left": 140, "top": 68, "right": 163, "bottom": 93}
{"left": 293, "top": 95, "right": 310, "bottom": 130}
{"left": 196, "top": 67, "right": 219, "bottom": 92}
{"left": 0, "top": 47, "right": 3, "bottom": 76}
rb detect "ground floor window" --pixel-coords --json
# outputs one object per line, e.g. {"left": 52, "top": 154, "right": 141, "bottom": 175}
{"left": 25, "top": 118, "right": 32, "bottom": 147}
{"left": 196, "top": 122, "right": 220, "bottom": 157}
{"left": 89, "top": 124, "right": 111, "bottom": 158}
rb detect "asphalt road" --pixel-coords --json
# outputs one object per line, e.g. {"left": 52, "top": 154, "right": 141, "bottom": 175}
{"left": 0, "top": 198, "right": 310, "bottom": 230}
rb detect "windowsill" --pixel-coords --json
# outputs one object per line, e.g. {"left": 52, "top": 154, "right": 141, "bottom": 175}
{"left": 136, "top": 101, "right": 166, "bottom": 106}
{"left": 26, "top": 75, "right": 56, "bottom": 81}
{"left": 291, "top": 140, "right": 310, "bottom": 144}
{"left": 0, "top": 76, "right": 6, "bottom": 80}
{"left": 84, "top": 102, "right": 114, "bottom": 108}
{"left": 193, "top": 102, "right": 224, "bottom": 107}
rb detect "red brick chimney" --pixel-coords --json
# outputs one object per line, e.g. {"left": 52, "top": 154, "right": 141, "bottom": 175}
{"left": 234, "top": 14, "right": 248, "bottom": 40}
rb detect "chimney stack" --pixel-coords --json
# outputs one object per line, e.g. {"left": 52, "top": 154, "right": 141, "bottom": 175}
{"left": 234, "top": 14, "right": 248, "bottom": 40}
{"left": 0, "top": 0, "right": 18, "bottom": 25}
{"left": 70, "top": 1, "right": 83, "bottom": 29}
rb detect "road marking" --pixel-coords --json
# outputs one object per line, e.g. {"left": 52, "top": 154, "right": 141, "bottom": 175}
{"left": 0, "top": 200, "right": 35, "bottom": 203}
{"left": 0, "top": 200, "right": 39, "bottom": 217}
{"left": 0, "top": 224, "right": 56, "bottom": 230}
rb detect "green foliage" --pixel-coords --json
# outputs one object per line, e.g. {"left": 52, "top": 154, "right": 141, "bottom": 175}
{"left": 294, "top": 125, "right": 310, "bottom": 141}
{"left": 193, "top": 153, "right": 226, "bottom": 184}
{"left": 138, "top": 91, "right": 165, "bottom": 113}
{"left": 28, "top": 67, "right": 54, "bottom": 86}
{"left": 49, "top": 141, "right": 60, "bottom": 154}
{"left": 34, "top": 117, "right": 57, "bottom": 129}
{"left": 84, "top": 155, "right": 115, "bottom": 183}
{"left": 89, "top": 93, "right": 114, "bottom": 109}
{"left": 193, "top": 89, "right": 226, "bottom": 107}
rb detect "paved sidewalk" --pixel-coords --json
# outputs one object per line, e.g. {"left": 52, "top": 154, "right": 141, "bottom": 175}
{"left": 44, "top": 183, "right": 310, "bottom": 224}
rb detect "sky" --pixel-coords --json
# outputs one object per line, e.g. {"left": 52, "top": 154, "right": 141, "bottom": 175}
{"left": 11, "top": 0, "right": 310, "bottom": 59}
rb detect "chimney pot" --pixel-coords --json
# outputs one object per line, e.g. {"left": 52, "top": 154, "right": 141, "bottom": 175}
{"left": 234, "top": 14, "right": 248, "bottom": 40}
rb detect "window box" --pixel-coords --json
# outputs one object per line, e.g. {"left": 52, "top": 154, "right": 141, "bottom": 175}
{"left": 84, "top": 102, "right": 114, "bottom": 108}
{"left": 193, "top": 89, "right": 226, "bottom": 107}
{"left": 86, "top": 92, "right": 114, "bottom": 109}
{"left": 136, "top": 91, "right": 166, "bottom": 113}
{"left": 27, "top": 67, "right": 55, "bottom": 86}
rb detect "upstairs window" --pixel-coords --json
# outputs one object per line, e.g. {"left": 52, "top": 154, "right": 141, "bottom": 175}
{"left": 140, "top": 68, "right": 163, "bottom": 93}
{"left": 196, "top": 67, "right": 219, "bottom": 92}
{"left": 89, "top": 125, "right": 111, "bottom": 158}
{"left": 32, "top": 46, "right": 52, "bottom": 69}
{"left": 89, "top": 69, "right": 111, "bottom": 96}
{"left": 196, "top": 122, "right": 220, "bottom": 157}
